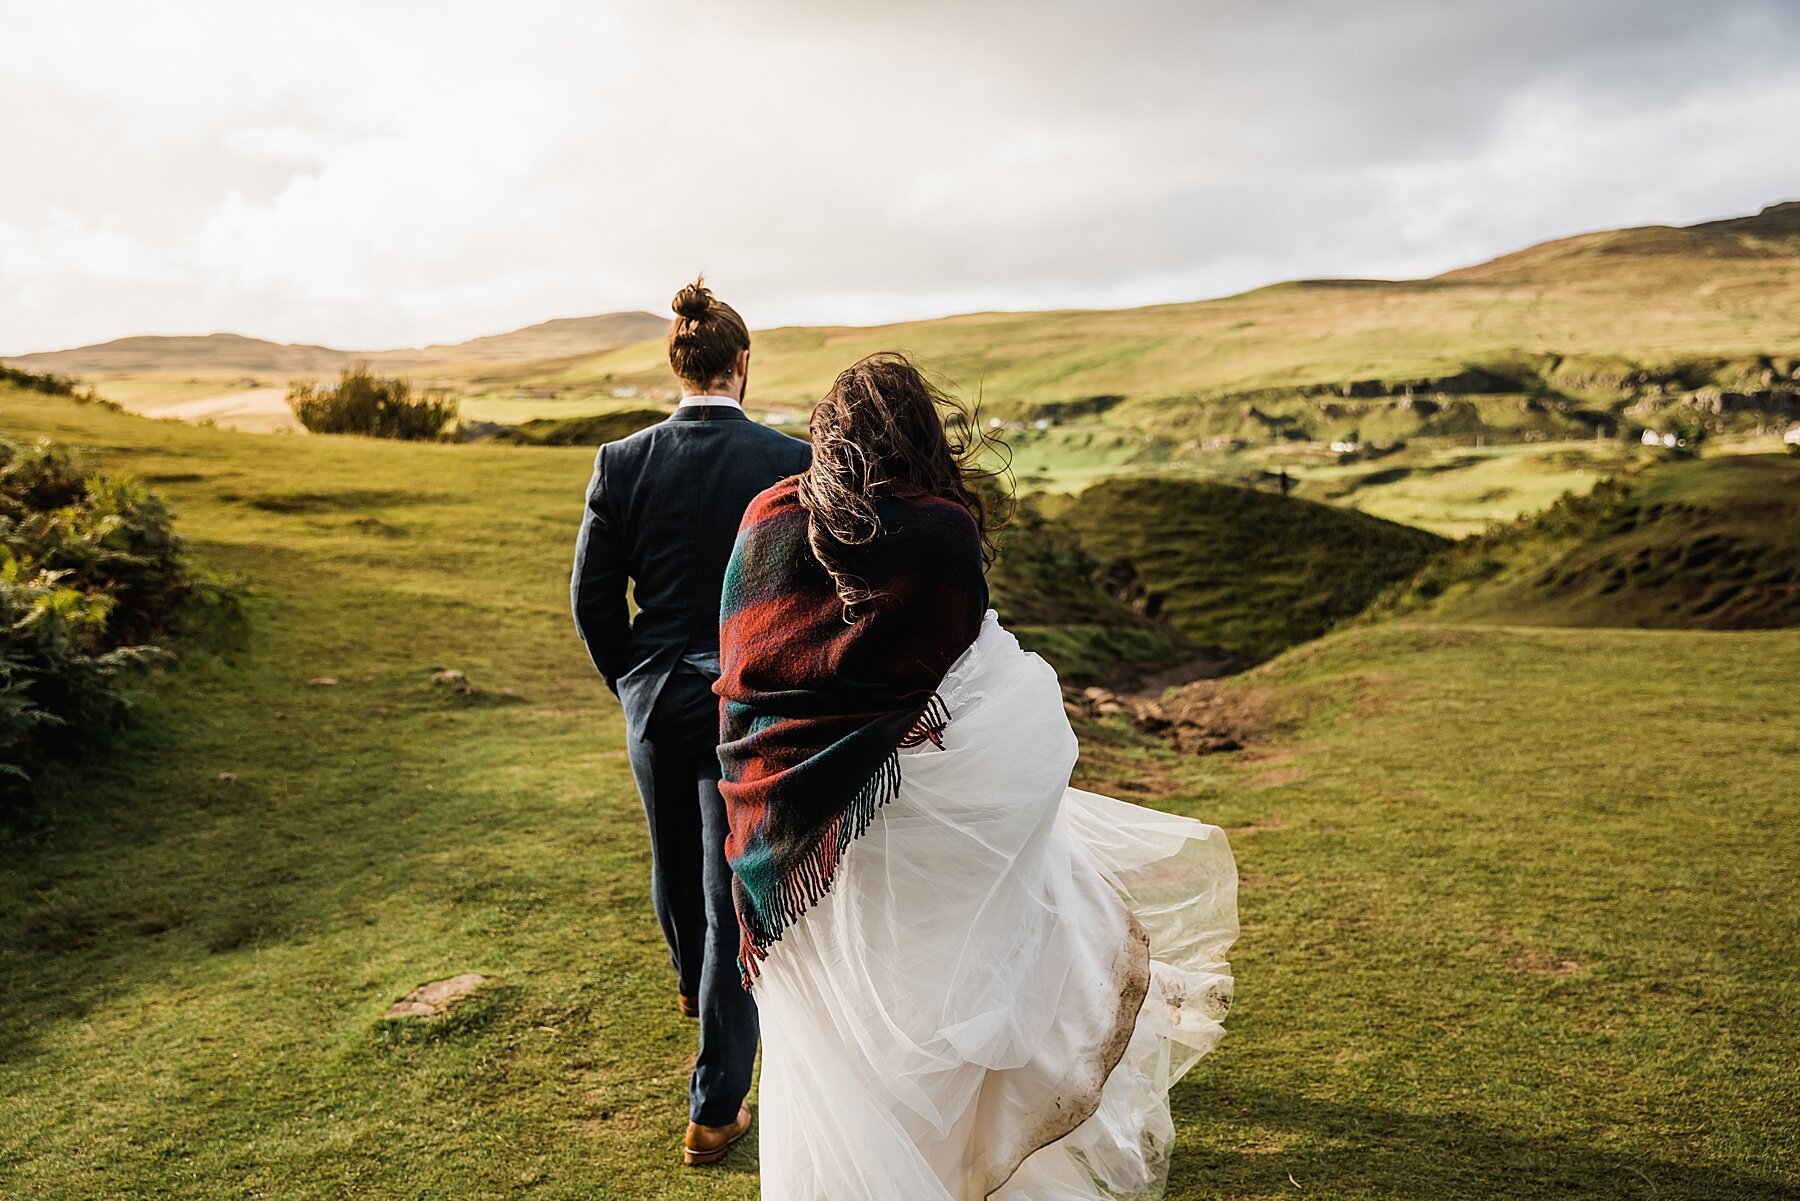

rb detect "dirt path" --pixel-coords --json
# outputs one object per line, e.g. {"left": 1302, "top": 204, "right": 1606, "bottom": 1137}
{"left": 1069, "top": 648, "right": 1266, "bottom": 755}
{"left": 131, "top": 387, "right": 301, "bottom": 434}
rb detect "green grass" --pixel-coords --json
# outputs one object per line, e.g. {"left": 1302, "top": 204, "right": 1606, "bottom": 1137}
{"left": 1158, "top": 621, "right": 1800, "bottom": 1198}
{"left": 2, "top": 388, "right": 1797, "bottom": 1199}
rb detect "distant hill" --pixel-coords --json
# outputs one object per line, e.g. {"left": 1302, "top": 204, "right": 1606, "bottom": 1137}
{"left": 10, "top": 311, "right": 666, "bottom": 375}
{"left": 1370, "top": 453, "right": 1800, "bottom": 630}
{"left": 511, "top": 202, "right": 1800, "bottom": 445}
{"left": 11, "top": 333, "right": 349, "bottom": 375}
{"left": 385, "top": 312, "right": 668, "bottom": 366}
{"left": 1057, "top": 478, "right": 1450, "bottom": 657}
{"left": 1439, "top": 201, "right": 1800, "bottom": 282}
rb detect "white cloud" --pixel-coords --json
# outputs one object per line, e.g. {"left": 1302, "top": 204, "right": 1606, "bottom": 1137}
{"left": 1, "top": 0, "right": 1796, "bottom": 353}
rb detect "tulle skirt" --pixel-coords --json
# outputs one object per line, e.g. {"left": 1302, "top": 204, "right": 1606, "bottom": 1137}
{"left": 754, "top": 613, "right": 1238, "bottom": 1200}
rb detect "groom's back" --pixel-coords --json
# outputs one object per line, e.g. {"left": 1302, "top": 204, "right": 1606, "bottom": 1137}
{"left": 599, "top": 409, "right": 810, "bottom": 661}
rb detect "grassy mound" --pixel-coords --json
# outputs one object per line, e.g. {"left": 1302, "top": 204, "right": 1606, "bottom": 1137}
{"left": 1374, "top": 454, "right": 1800, "bottom": 629}
{"left": 485, "top": 409, "right": 671, "bottom": 447}
{"left": 1060, "top": 477, "right": 1449, "bottom": 657}
{"left": 984, "top": 490, "right": 1185, "bottom": 684}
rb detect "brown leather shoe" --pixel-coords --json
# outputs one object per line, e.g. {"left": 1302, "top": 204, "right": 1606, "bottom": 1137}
{"left": 677, "top": 992, "right": 699, "bottom": 1019}
{"left": 683, "top": 1104, "right": 752, "bottom": 1166}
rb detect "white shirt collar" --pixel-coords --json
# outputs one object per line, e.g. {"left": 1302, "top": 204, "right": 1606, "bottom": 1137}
{"left": 677, "top": 393, "right": 743, "bottom": 410}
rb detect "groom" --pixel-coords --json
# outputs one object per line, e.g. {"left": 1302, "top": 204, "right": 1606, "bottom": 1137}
{"left": 571, "top": 278, "right": 811, "bottom": 1165}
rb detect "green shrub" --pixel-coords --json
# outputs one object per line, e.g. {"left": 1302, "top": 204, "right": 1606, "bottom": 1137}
{"left": 0, "top": 361, "right": 122, "bottom": 410}
{"left": 1, "top": 434, "right": 232, "bottom": 815}
{"left": 287, "top": 366, "right": 458, "bottom": 440}
{"left": 0, "top": 362, "right": 79, "bottom": 397}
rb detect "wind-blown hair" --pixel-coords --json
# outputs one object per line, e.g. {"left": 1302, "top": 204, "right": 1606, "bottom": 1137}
{"left": 796, "top": 353, "right": 1007, "bottom": 617}
{"left": 667, "top": 275, "right": 750, "bottom": 389}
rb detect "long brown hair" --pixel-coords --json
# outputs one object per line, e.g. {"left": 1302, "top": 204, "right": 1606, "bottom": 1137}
{"left": 797, "top": 352, "right": 1007, "bottom": 616}
{"left": 667, "top": 276, "right": 750, "bottom": 390}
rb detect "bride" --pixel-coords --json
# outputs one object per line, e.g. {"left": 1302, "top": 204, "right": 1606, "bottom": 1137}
{"left": 714, "top": 353, "right": 1238, "bottom": 1200}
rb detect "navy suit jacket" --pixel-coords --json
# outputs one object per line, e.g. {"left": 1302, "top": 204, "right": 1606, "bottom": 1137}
{"left": 571, "top": 405, "right": 812, "bottom": 741}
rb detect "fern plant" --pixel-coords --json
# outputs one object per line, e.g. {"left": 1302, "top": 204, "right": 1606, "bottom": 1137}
{"left": 0, "top": 434, "right": 226, "bottom": 815}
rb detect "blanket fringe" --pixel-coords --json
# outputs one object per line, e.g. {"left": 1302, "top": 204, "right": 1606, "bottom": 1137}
{"left": 898, "top": 692, "right": 951, "bottom": 749}
{"left": 738, "top": 692, "right": 950, "bottom": 987}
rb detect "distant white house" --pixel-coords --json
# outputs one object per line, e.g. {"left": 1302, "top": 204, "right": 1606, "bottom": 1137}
{"left": 1641, "top": 429, "right": 1681, "bottom": 448}
{"left": 762, "top": 410, "right": 797, "bottom": 426}
{"left": 1784, "top": 425, "right": 1800, "bottom": 446}
{"left": 1329, "top": 439, "right": 1362, "bottom": 454}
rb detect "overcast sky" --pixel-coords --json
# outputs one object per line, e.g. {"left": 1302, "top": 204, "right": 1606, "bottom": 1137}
{"left": 3, "top": 0, "right": 1797, "bottom": 355}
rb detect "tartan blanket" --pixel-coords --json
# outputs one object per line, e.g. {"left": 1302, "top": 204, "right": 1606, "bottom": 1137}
{"left": 716, "top": 476, "right": 988, "bottom": 983}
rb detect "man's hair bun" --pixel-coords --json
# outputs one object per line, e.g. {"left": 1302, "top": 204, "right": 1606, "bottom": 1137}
{"left": 665, "top": 274, "right": 749, "bottom": 387}
{"left": 672, "top": 276, "right": 714, "bottom": 321}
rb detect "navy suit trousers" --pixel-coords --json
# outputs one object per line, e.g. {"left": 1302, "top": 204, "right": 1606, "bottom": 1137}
{"left": 625, "top": 670, "right": 757, "bottom": 1127}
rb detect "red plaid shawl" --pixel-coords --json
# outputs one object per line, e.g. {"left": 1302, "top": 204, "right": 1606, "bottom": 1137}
{"left": 716, "top": 476, "right": 988, "bottom": 983}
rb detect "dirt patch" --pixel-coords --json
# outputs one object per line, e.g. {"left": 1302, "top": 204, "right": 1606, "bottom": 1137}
{"left": 1226, "top": 817, "right": 1289, "bottom": 836}
{"left": 133, "top": 386, "right": 301, "bottom": 434}
{"left": 1507, "top": 948, "right": 1584, "bottom": 976}
{"left": 1245, "top": 766, "right": 1308, "bottom": 789}
{"left": 1069, "top": 676, "right": 1290, "bottom": 755}
{"left": 1494, "top": 928, "right": 1584, "bottom": 975}
{"left": 1113, "top": 648, "right": 1262, "bottom": 695}
{"left": 1237, "top": 872, "right": 1300, "bottom": 893}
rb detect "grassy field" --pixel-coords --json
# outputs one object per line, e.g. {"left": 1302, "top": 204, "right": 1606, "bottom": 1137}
{"left": 1279, "top": 440, "right": 1645, "bottom": 538}
{"left": 2, "top": 390, "right": 1797, "bottom": 1199}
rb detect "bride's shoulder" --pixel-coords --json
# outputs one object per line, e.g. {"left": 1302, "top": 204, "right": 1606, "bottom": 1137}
{"left": 902, "top": 493, "right": 981, "bottom": 539}
{"left": 743, "top": 475, "right": 804, "bottom": 521}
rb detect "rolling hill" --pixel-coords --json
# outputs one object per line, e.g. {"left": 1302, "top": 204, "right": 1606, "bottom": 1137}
{"left": 377, "top": 311, "right": 669, "bottom": 367}
{"left": 8, "top": 311, "right": 665, "bottom": 377}
{"left": 10, "top": 333, "right": 351, "bottom": 375}
{"left": 1056, "top": 477, "right": 1451, "bottom": 657}
{"left": 10, "top": 203, "right": 1799, "bottom": 452}
{"left": 1369, "top": 453, "right": 1800, "bottom": 630}
{"left": 487, "top": 201, "right": 1800, "bottom": 445}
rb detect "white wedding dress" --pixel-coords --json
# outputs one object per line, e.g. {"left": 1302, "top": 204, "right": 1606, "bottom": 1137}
{"left": 754, "top": 612, "right": 1238, "bottom": 1201}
